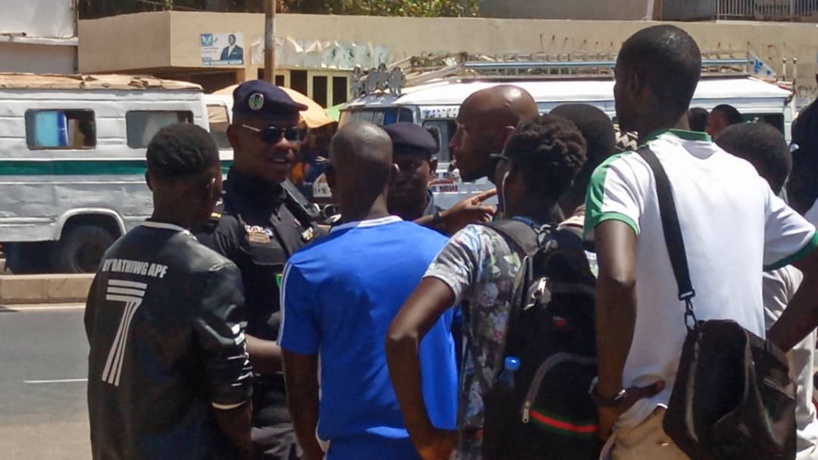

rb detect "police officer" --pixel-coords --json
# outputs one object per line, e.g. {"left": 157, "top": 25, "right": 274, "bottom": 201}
{"left": 382, "top": 122, "right": 495, "bottom": 235}
{"left": 195, "top": 80, "right": 320, "bottom": 460}
{"left": 383, "top": 122, "right": 441, "bottom": 222}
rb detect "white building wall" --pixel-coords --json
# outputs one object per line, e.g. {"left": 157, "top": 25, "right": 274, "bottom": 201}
{"left": 0, "top": 0, "right": 77, "bottom": 74}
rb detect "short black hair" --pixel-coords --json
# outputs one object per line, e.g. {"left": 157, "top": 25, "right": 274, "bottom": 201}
{"left": 618, "top": 25, "right": 702, "bottom": 119}
{"left": 688, "top": 107, "right": 709, "bottom": 132}
{"left": 550, "top": 104, "right": 616, "bottom": 200}
{"left": 716, "top": 123, "right": 791, "bottom": 194}
{"left": 789, "top": 100, "right": 818, "bottom": 210}
{"left": 793, "top": 99, "right": 818, "bottom": 153}
{"left": 146, "top": 124, "right": 220, "bottom": 182}
{"left": 712, "top": 104, "right": 744, "bottom": 126}
{"left": 504, "top": 114, "right": 586, "bottom": 201}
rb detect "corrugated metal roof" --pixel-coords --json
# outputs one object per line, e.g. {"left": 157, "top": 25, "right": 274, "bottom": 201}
{"left": 0, "top": 73, "right": 202, "bottom": 91}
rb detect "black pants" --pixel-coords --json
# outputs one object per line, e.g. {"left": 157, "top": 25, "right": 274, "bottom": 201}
{"left": 252, "top": 424, "right": 303, "bottom": 460}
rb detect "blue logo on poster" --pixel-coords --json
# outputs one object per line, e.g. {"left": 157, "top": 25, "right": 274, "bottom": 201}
{"left": 200, "top": 34, "right": 213, "bottom": 47}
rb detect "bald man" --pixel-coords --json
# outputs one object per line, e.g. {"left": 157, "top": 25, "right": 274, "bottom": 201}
{"left": 279, "top": 122, "right": 458, "bottom": 460}
{"left": 450, "top": 85, "right": 539, "bottom": 183}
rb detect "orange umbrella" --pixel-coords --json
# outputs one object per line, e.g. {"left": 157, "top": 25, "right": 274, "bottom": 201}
{"left": 213, "top": 84, "right": 336, "bottom": 129}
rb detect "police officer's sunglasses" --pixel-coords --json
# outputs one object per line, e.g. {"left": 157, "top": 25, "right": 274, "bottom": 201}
{"left": 241, "top": 124, "right": 304, "bottom": 143}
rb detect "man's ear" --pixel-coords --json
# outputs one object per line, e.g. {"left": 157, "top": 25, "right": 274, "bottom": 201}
{"left": 204, "top": 175, "right": 219, "bottom": 203}
{"left": 500, "top": 125, "right": 518, "bottom": 148}
{"left": 428, "top": 158, "right": 439, "bottom": 182}
{"left": 391, "top": 164, "right": 400, "bottom": 183}
{"left": 227, "top": 124, "right": 241, "bottom": 151}
{"left": 325, "top": 166, "right": 337, "bottom": 192}
{"left": 628, "top": 70, "right": 645, "bottom": 101}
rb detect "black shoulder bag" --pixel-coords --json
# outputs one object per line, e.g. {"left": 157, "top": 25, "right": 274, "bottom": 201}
{"left": 636, "top": 146, "right": 796, "bottom": 460}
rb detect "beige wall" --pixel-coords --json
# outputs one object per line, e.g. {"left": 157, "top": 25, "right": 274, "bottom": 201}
{"left": 480, "top": 0, "right": 650, "bottom": 20}
{"left": 79, "top": 12, "right": 172, "bottom": 73}
{"left": 79, "top": 12, "right": 818, "bottom": 101}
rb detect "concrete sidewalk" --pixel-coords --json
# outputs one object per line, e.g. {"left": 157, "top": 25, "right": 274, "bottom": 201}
{"left": 0, "top": 275, "right": 92, "bottom": 306}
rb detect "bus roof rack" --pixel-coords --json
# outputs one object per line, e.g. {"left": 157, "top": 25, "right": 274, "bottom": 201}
{"left": 350, "top": 51, "right": 770, "bottom": 98}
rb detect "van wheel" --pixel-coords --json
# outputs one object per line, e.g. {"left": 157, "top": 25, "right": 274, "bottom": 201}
{"left": 53, "top": 225, "right": 116, "bottom": 274}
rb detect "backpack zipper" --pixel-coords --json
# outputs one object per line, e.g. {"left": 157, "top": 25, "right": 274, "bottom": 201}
{"left": 521, "top": 353, "right": 597, "bottom": 423}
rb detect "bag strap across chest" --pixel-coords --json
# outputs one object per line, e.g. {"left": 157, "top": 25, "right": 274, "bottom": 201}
{"left": 636, "top": 146, "right": 698, "bottom": 327}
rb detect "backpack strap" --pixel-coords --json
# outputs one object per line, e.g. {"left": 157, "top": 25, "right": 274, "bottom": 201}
{"left": 480, "top": 219, "right": 541, "bottom": 257}
{"left": 463, "top": 220, "right": 545, "bottom": 393}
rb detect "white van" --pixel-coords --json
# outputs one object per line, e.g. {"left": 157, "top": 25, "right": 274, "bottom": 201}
{"left": 0, "top": 74, "right": 214, "bottom": 273}
{"left": 338, "top": 72, "right": 794, "bottom": 209}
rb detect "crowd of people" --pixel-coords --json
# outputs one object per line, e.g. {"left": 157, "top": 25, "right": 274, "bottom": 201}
{"left": 83, "top": 24, "right": 818, "bottom": 460}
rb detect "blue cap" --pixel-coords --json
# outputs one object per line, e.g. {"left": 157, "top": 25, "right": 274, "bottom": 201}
{"left": 232, "top": 80, "right": 308, "bottom": 119}
{"left": 504, "top": 356, "right": 521, "bottom": 371}
{"left": 382, "top": 122, "right": 438, "bottom": 156}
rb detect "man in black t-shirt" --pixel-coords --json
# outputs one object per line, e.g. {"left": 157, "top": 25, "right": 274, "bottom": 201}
{"left": 85, "top": 124, "right": 253, "bottom": 459}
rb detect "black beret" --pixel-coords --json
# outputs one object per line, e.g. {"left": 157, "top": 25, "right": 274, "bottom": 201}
{"left": 233, "top": 80, "right": 307, "bottom": 119}
{"left": 383, "top": 122, "right": 438, "bottom": 155}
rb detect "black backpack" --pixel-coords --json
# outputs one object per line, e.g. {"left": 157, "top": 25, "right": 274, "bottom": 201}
{"left": 469, "top": 219, "right": 600, "bottom": 460}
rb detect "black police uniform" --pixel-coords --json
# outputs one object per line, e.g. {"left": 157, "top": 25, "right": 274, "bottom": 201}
{"left": 193, "top": 81, "right": 320, "bottom": 460}
{"left": 86, "top": 221, "right": 252, "bottom": 460}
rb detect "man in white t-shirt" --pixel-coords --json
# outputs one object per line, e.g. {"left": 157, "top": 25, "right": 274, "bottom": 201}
{"left": 585, "top": 25, "right": 818, "bottom": 459}
{"left": 718, "top": 122, "right": 818, "bottom": 460}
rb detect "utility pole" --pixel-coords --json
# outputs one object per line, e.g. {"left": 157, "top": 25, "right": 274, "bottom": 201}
{"left": 264, "top": 0, "right": 276, "bottom": 83}
{"left": 651, "top": 0, "right": 663, "bottom": 20}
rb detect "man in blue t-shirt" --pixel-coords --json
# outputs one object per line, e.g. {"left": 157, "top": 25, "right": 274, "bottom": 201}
{"left": 278, "top": 121, "right": 458, "bottom": 460}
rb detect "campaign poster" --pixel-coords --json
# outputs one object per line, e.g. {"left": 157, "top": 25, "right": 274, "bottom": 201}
{"left": 201, "top": 33, "right": 245, "bottom": 66}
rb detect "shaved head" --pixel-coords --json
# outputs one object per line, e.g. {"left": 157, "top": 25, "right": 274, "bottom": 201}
{"left": 450, "top": 85, "right": 539, "bottom": 182}
{"left": 461, "top": 85, "right": 539, "bottom": 127}
{"left": 329, "top": 121, "right": 394, "bottom": 212}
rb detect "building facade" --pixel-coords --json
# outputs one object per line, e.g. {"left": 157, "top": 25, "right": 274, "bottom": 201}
{"left": 79, "top": 12, "right": 818, "bottom": 105}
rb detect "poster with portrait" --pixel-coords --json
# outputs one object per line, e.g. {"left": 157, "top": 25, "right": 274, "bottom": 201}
{"left": 201, "top": 33, "right": 245, "bottom": 66}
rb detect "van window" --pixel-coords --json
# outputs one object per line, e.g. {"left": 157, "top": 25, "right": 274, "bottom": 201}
{"left": 744, "top": 113, "right": 784, "bottom": 134}
{"left": 341, "top": 108, "right": 414, "bottom": 126}
{"left": 126, "top": 111, "right": 194, "bottom": 148}
{"left": 422, "top": 120, "right": 457, "bottom": 163}
{"left": 25, "top": 110, "right": 96, "bottom": 149}
{"left": 207, "top": 105, "right": 231, "bottom": 149}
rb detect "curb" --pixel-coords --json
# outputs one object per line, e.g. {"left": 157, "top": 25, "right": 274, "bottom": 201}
{"left": 0, "top": 274, "right": 93, "bottom": 305}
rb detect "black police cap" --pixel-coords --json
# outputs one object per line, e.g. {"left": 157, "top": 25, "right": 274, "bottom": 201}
{"left": 233, "top": 80, "right": 307, "bottom": 119}
{"left": 383, "top": 122, "right": 438, "bottom": 156}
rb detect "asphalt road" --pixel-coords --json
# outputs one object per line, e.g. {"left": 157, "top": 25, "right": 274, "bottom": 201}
{"left": 0, "top": 305, "right": 90, "bottom": 459}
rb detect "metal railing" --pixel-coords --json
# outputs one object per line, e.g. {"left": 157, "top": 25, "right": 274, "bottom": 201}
{"left": 717, "top": 0, "right": 818, "bottom": 20}
{"left": 350, "top": 52, "right": 760, "bottom": 97}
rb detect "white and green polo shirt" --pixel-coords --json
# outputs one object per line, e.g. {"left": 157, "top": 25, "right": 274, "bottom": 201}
{"left": 585, "top": 129, "right": 818, "bottom": 430}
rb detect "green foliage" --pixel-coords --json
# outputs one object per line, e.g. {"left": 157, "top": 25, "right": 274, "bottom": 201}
{"left": 282, "top": 0, "right": 479, "bottom": 16}
{"left": 78, "top": 0, "right": 479, "bottom": 19}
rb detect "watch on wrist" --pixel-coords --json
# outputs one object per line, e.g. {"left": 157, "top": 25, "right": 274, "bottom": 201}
{"left": 588, "top": 377, "right": 628, "bottom": 408}
{"left": 432, "top": 211, "right": 446, "bottom": 231}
